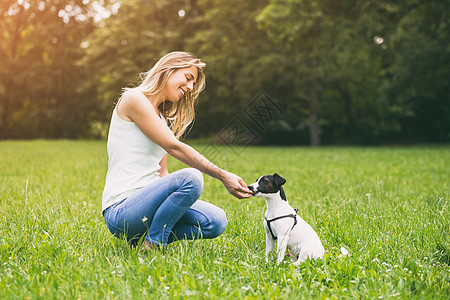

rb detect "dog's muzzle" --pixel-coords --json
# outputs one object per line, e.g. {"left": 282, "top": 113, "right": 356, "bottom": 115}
{"left": 248, "top": 185, "right": 258, "bottom": 196}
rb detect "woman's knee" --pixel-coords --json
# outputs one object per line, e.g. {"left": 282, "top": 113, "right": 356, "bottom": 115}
{"left": 179, "top": 168, "right": 204, "bottom": 196}
{"left": 208, "top": 206, "right": 228, "bottom": 238}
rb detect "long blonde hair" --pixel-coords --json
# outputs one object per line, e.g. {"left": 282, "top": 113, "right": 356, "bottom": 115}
{"left": 124, "top": 51, "right": 206, "bottom": 139}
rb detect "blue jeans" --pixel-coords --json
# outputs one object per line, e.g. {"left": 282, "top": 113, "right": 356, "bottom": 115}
{"left": 103, "top": 168, "right": 228, "bottom": 247}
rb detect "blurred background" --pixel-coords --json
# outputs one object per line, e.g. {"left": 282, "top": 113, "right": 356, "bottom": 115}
{"left": 0, "top": 0, "right": 448, "bottom": 145}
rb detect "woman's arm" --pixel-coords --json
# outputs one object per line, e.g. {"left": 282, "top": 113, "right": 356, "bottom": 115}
{"left": 119, "top": 90, "right": 252, "bottom": 198}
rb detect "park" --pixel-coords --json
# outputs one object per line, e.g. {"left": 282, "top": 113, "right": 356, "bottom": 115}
{"left": 1, "top": 0, "right": 449, "bottom": 299}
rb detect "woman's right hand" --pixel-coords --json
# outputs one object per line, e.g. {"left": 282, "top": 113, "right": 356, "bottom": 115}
{"left": 220, "top": 170, "right": 253, "bottom": 199}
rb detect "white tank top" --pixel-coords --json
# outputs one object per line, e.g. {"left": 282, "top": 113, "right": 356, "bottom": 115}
{"left": 102, "top": 107, "right": 167, "bottom": 212}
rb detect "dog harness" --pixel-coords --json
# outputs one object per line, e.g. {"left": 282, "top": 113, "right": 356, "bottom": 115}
{"left": 265, "top": 208, "right": 299, "bottom": 240}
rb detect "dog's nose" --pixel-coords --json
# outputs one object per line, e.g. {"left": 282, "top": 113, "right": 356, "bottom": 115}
{"left": 248, "top": 185, "right": 254, "bottom": 191}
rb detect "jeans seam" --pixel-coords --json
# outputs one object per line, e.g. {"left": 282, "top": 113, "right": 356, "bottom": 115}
{"left": 104, "top": 215, "right": 125, "bottom": 234}
{"left": 104, "top": 199, "right": 127, "bottom": 234}
{"left": 189, "top": 206, "right": 212, "bottom": 226}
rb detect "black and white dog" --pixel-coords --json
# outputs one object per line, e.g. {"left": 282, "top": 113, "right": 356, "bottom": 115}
{"left": 248, "top": 173, "right": 324, "bottom": 265}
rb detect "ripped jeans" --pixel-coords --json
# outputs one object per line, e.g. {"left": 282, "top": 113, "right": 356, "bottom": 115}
{"left": 103, "top": 168, "right": 228, "bottom": 247}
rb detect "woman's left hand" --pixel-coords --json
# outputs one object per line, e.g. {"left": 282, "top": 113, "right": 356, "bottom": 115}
{"left": 220, "top": 171, "right": 253, "bottom": 199}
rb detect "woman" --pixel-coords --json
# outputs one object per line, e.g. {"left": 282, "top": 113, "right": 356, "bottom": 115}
{"left": 102, "top": 51, "right": 252, "bottom": 253}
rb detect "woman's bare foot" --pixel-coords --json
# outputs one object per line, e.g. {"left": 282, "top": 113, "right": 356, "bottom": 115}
{"left": 139, "top": 240, "right": 159, "bottom": 256}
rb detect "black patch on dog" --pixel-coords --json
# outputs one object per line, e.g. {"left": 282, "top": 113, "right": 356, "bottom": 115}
{"left": 279, "top": 186, "right": 287, "bottom": 201}
{"left": 254, "top": 173, "right": 287, "bottom": 200}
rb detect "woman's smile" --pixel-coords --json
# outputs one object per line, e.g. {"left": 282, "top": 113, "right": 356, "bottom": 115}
{"left": 164, "top": 66, "right": 198, "bottom": 102}
{"left": 178, "top": 87, "right": 186, "bottom": 98}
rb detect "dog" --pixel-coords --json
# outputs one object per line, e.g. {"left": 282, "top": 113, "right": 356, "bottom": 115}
{"left": 248, "top": 173, "right": 324, "bottom": 265}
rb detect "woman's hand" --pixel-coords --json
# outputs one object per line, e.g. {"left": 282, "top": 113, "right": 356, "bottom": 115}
{"left": 220, "top": 171, "right": 253, "bottom": 199}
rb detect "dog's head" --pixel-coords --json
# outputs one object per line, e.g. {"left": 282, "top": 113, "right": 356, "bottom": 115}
{"left": 247, "top": 173, "right": 287, "bottom": 200}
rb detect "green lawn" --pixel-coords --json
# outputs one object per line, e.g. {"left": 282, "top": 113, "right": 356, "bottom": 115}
{"left": 0, "top": 140, "right": 449, "bottom": 299}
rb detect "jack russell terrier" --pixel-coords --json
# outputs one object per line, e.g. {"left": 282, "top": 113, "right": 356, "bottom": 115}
{"left": 248, "top": 173, "right": 325, "bottom": 265}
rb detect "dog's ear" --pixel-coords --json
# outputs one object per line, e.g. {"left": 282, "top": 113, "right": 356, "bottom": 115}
{"left": 280, "top": 186, "right": 287, "bottom": 201}
{"left": 273, "top": 173, "right": 286, "bottom": 186}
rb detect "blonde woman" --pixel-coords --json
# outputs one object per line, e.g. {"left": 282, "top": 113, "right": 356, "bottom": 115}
{"left": 102, "top": 51, "right": 252, "bottom": 253}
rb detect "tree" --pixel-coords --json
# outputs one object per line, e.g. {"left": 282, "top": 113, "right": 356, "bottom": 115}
{"left": 0, "top": 0, "right": 96, "bottom": 138}
{"left": 81, "top": 0, "right": 205, "bottom": 127}
{"left": 258, "top": 0, "right": 450, "bottom": 145}
{"left": 256, "top": 0, "right": 333, "bottom": 146}
{"left": 187, "top": 0, "right": 294, "bottom": 138}
{"left": 382, "top": 0, "right": 450, "bottom": 142}
{"left": 83, "top": 0, "right": 294, "bottom": 141}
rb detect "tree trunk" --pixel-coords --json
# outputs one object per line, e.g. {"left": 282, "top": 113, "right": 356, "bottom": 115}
{"left": 0, "top": 101, "right": 8, "bottom": 139}
{"left": 337, "top": 82, "right": 358, "bottom": 143}
{"left": 307, "top": 78, "right": 320, "bottom": 146}
{"left": 0, "top": 78, "right": 12, "bottom": 139}
{"left": 0, "top": 5, "right": 24, "bottom": 139}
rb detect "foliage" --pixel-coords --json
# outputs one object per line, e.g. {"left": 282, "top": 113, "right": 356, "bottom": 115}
{"left": 80, "top": 0, "right": 202, "bottom": 125}
{"left": 186, "top": 0, "right": 296, "bottom": 138}
{"left": 0, "top": 140, "right": 449, "bottom": 298}
{"left": 255, "top": 0, "right": 450, "bottom": 145}
{"left": 0, "top": 0, "right": 448, "bottom": 144}
{"left": 0, "top": 0, "right": 100, "bottom": 138}
{"left": 383, "top": 0, "right": 450, "bottom": 142}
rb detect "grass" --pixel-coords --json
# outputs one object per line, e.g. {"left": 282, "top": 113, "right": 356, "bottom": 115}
{"left": 0, "top": 140, "right": 449, "bottom": 299}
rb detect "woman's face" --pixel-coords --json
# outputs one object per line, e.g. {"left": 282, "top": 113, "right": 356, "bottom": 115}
{"left": 165, "top": 66, "right": 198, "bottom": 102}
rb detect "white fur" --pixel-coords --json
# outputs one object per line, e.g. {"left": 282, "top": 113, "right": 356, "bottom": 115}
{"left": 249, "top": 182, "right": 325, "bottom": 265}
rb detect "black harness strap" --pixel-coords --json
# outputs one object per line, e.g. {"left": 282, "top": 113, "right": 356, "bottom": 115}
{"left": 265, "top": 208, "right": 299, "bottom": 240}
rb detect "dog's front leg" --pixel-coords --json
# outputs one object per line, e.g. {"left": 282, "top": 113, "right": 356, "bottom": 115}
{"left": 264, "top": 223, "right": 275, "bottom": 262}
{"left": 276, "top": 235, "right": 289, "bottom": 265}
{"left": 265, "top": 232, "right": 275, "bottom": 262}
